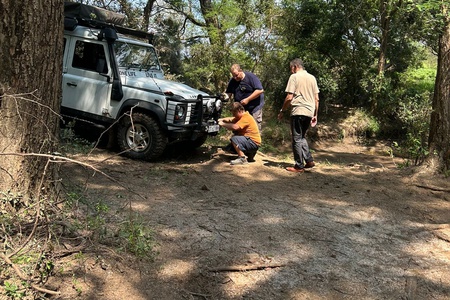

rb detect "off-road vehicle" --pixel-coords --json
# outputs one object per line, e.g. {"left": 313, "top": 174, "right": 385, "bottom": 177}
{"left": 62, "top": 2, "right": 224, "bottom": 160}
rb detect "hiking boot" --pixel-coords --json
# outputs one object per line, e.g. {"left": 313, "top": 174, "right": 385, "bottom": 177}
{"left": 305, "top": 161, "right": 315, "bottom": 168}
{"left": 286, "top": 166, "right": 304, "bottom": 173}
{"left": 246, "top": 150, "right": 257, "bottom": 162}
{"left": 230, "top": 156, "right": 248, "bottom": 165}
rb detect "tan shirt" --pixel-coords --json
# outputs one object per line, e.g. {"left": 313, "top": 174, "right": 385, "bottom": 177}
{"left": 285, "top": 70, "right": 319, "bottom": 117}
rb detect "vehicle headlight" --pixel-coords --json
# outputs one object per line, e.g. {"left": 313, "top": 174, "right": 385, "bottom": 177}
{"left": 175, "top": 104, "right": 186, "bottom": 120}
{"left": 206, "top": 99, "right": 215, "bottom": 113}
{"left": 215, "top": 99, "right": 222, "bottom": 112}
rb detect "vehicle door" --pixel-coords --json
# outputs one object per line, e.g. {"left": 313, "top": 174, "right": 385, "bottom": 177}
{"left": 62, "top": 38, "right": 112, "bottom": 116}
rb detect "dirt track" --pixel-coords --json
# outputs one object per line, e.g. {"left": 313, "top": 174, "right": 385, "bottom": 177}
{"left": 51, "top": 140, "right": 450, "bottom": 300}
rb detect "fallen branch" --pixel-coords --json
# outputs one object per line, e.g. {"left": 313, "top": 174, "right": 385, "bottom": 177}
{"left": 52, "top": 239, "right": 89, "bottom": 259}
{"left": 0, "top": 252, "right": 60, "bottom": 296}
{"left": 209, "top": 263, "right": 285, "bottom": 272}
{"left": 415, "top": 184, "right": 450, "bottom": 193}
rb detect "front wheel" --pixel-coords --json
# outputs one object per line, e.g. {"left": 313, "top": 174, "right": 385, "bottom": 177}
{"left": 117, "top": 112, "right": 167, "bottom": 161}
{"left": 186, "top": 134, "right": 208, "bottom": 149}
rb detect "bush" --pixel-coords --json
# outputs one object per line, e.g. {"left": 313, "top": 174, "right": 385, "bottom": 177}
{"left": 341, "top": 108, "right": 380, "bottom": 139}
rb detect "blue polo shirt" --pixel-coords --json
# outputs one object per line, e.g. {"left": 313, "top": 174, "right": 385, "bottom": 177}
{"left": 226, "top": 71, "right": 264, "bottom": 113}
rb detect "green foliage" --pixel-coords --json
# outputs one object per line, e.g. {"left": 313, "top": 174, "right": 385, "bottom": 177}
{"left": 378, "top": 59, "right": 435, "bottom": 163}
{"left": 342, "top": 109, "right": 380, "bottom": 139}
{"left": 62, "top": 189, "right": 157, "bottom": 261}
{"left": 395, "top": 91, "right": 432, "bottom": 165}
{"left": 4, "top": 281, "right": 26, "bottom": 299}
{"left": 59, "top": 121, "right": 94, "bottom": 155}
{"left": 118, "top": 214, "right": 157, "bottom": 260}
{"left": 87, "top": 200, "right": 109, "bottom": 233}
{"left": 259, "top": 117, "right": 291, "bottom": 155}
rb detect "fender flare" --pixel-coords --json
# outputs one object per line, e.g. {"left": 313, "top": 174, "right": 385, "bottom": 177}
{"left": 117, "top": 99, "right": 168, "bottom": 131}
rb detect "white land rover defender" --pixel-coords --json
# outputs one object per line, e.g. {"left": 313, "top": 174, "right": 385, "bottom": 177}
{"left": 62, "top": 2, "right": 223, "bottom": 160}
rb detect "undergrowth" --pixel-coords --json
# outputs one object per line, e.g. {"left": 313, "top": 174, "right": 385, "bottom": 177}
{"left": 1, "top": 154, "right": 157, "bottom": 300}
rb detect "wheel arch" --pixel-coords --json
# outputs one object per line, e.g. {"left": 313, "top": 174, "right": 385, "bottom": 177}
{"left": 117, "top": 99, "right": 168, "bottom": 131}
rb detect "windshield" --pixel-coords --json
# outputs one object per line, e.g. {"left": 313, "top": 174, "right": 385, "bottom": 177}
{"left": 114, "top": 42, "right": 161, "bottom": 71}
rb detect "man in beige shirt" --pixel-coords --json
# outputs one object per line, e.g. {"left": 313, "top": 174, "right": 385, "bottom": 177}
{"left": 278, "top": 58, "right": 319, "bottom": 173}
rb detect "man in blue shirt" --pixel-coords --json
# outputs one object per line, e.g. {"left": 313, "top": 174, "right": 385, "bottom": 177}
{"left": 225, "top": 64, "right": 264, "bottom": 132}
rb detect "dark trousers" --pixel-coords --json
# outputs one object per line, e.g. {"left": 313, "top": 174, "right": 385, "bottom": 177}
{"left": 290, "top": 115, "right": 313, "bottom": 168}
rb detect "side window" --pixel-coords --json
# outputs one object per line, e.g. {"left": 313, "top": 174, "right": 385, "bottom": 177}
{"left": 72, "top": 40, "right": 108, "bottom": 73}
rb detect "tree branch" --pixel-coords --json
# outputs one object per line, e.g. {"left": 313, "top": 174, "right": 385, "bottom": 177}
{"left": 209, "top": 263, "right": 286, "bottom": 272}
{"left": 0, "top": 252, "right": 61, "bottom": 296}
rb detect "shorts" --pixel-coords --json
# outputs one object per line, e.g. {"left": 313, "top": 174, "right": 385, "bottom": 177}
{"left": 230, "top": 135, "right": 259, "bottom": 153}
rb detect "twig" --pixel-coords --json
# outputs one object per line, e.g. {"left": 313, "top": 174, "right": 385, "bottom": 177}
{"left": 0, "top": 152, "right": 146, "bottom": 201}
{"left": 7, "top": 159, "right": 50, "bottom": 258}
{"left": 5, "top": 90, "right": 62, "bottom": 120}
{"left": 186, "top": 291, "right": 210, "bottom": 299}
{"left": 209, "top": 263, "right": 286, "bottom": 272}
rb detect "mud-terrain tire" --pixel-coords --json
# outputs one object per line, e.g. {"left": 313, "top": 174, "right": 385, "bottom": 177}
{"left": 117, "top": 112, "right": 167, "bottom": 161}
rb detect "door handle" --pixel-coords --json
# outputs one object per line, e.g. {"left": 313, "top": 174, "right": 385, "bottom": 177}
{"left": 66, "top": 82, "right": 77, "bottom": 87}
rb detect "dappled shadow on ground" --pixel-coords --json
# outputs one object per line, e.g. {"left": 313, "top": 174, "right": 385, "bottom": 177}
{"left": 54, "top": 143, "right": 450, "bottom": 299}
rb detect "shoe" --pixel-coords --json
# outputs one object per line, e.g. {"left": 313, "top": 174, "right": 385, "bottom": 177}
{"left": 286, "top": 166, "right": 304, "bottom": 173}
{"left": 305, "top": 161, "right": 315, "bottom": 168}
{"left": 230, "top": 156, "right": 248, "bottom": 165}
{"left": 246, "top": 150, "right": 257, "bottom": 162}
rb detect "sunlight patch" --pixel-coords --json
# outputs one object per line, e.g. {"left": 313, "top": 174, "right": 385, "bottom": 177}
{"left": 160, "top": 228, "right": 181, "bottom": 238}
{"left": 346, "top": 207, "right": 383, "bottom": 222}
{"left": 222, "top": 268, "right": 278, "bottom": 298}
{"left": 260, "top": 216, "right": 284, "bottom": 224}
{"left": 158, "top": 259, "right": 196, "bottom": 280}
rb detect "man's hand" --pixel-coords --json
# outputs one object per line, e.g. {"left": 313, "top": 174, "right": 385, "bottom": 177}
{"left": 240, "top": 98, "right": 249, "bottom": 106}
{"left": 277, "top": 111, "right": 284, "bottom": 120}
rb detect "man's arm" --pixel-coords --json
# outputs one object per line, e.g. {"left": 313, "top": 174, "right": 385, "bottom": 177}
{"left": 219, "top": 119, "right": 240, "bottom": 131}
{"left": 314, "top": 94, "right": 319, "bottom": 117}
{"left": 240, "top": 89, "right": 264, "bottom": 106}
{"left": 218, "top": 117, "right": 234, "bottom": 123}
{"left": 277, "top": 93, "right": 293, "bottom": 120}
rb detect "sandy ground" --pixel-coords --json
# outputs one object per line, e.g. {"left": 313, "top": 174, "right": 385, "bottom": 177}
{"left": 35, "top": 136, "right": 450, "bottom": 300}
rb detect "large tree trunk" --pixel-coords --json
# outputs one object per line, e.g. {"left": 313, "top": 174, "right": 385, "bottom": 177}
{"left": 428, "top": 5, "right": 450, "bottom": 172}
{"left": 0, "top": 1, "right": 63, "bottom": 198}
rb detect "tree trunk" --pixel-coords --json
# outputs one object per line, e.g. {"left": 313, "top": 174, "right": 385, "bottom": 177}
{"left": 0, "top": 1, "right": 63, "bottom": 199}
{"left": 428, "top": 5, "right": 450, "bottom": 172}
{"left": 377, "top": 0, "right": 389, "bottom": 76}
{"left": 143, "top": 0, "right": 156, "bottom": 31}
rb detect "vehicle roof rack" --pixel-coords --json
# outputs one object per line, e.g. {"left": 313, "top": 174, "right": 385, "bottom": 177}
{"left": 64, "top": 1, "right": 154, "bottom": 44}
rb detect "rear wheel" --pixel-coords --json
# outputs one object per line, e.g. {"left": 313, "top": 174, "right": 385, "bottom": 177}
{"left": 117, "top": 112, "right": 167, "bottom": 161}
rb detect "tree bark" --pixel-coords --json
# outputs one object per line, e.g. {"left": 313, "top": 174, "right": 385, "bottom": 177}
{"left": 428, "top": 4, "right": 450, "bottom": 172}
{"left": 0, "top": 1, "right": 63, "bottom": 198}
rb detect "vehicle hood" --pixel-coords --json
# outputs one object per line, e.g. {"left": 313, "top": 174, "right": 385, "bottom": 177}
{"left": 123, "top": 75, "right": 210, "bottom": 100}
